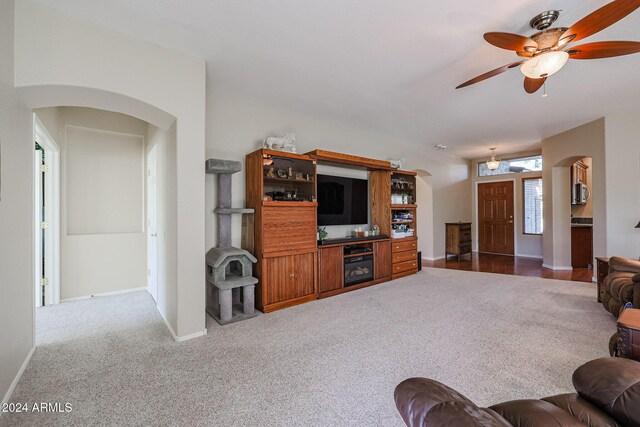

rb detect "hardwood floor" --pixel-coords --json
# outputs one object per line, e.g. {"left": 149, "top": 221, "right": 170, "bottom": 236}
{"left": 424, "top": 252, "right": 593, "bottom": 283}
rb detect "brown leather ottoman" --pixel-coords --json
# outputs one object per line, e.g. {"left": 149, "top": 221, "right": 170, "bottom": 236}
{"left": 618, "top": 308, "right": 640, "bottom": 361}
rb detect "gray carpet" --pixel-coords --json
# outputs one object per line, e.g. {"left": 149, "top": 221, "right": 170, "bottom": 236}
{"left": 2, "top": 269, "right": 614, "bottom": 426}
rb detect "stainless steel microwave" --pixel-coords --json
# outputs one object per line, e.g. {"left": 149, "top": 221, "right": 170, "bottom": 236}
{"left": 572, "top": 183, "right": 590, "bottom": 205}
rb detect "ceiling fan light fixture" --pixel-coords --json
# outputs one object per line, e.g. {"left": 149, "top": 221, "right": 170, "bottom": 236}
{"left": 486, "top": 148, "right": 501, "bottom": 170}
{"left": 520, "top": 51, "right": 569, "bottom": 78}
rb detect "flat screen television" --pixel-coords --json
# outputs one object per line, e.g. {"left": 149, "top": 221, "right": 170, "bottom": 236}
{"left": 317, "top": 174, "right": 368, "bottom": 226}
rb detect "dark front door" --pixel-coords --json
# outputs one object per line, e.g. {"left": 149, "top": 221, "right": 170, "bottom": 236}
{"left": 478, "top": 181, "right": 514, "bottom": 255}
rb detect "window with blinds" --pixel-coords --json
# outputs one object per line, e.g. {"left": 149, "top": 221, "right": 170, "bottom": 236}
{"left": 523, "top": 178, "right": 543, "bottom": 235}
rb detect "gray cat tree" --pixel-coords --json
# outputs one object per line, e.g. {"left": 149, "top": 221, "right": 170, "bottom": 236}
{"left": 205, "top": 158, "right": 258, "bottom": 325}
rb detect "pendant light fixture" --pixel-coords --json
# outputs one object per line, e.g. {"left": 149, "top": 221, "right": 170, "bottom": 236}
{"left": 486, "top": 148, "right": 501, "bottom": 171}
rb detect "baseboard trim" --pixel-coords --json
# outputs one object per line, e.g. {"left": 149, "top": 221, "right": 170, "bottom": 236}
{"left": 159, "top": 311, "right": 207, "bottom": 342}
{"left": 60, "top": 287, "right": 147, "bottom": 303}
{"left": 422, "top": 257, "right": 438, "bottom": 261}
{"left": 542, "top": 264, "right": 573, "bottom": 271}
{"left": 160, "top": 313, "right": 179, "bottom": 341}
{"left": 2, "top": 346, "right": 35, "bottom": 405}
{"left": 515, "top": 253, "right": 543, "bottom": 259}
{"left": 175, "top": 329, "right": 208, "bottom": 342}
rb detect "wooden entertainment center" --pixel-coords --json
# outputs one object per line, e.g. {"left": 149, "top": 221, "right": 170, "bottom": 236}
{"left": 244, "top": 149, "right": 419, "bottom": 313}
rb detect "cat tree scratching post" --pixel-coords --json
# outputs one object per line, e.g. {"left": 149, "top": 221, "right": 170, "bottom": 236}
{"left": 205, "top": 159, "right": 258, "bottom": 325}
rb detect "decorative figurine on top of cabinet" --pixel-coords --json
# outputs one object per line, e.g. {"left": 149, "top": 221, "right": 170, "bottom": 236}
{"left": 389, "top": 158, "right": 406, "bottom": 169}
{"left": 263, "top": 132, "right": 297, "bottom": 153}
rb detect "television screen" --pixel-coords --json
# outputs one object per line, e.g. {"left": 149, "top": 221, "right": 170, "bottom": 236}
{"left": 317, "top": 174, "right": 368, "bottom": 226}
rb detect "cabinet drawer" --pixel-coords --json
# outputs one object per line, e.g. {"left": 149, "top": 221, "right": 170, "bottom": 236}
{"left": 392, "top": 239, "right": 417, "bottom": 253}
{"left": 459, "top": 246, "right": 471, "bottom": 254}
{"left": 263, "top": 206, "right": 317, "bottom": 253}
{"left": 393, "top": 259, "right": 418, "bottom": 274}
{"left": 393, "top": 250, "right": 417, "bottom": 263}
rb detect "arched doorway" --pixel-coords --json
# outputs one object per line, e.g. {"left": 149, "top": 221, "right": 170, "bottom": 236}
{"left": 18, "top": 85, "right": 184, "bottom": 339}
{"left": 545, "top": 154, "right": 602, "bottom": 276}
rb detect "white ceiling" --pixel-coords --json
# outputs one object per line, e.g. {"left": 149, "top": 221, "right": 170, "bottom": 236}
{"left": 32, "top": 0, "right": 640, "bottom": 158}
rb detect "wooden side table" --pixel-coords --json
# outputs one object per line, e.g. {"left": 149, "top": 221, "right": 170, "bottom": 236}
{"left": 595, "top": 257, "right": 609, "bottom": 303}
{"left": 618, "top": 308, "right": 640, "bottom": 362}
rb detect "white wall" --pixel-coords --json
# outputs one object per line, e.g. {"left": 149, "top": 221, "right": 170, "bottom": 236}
{"left": 35, "top": 107, "right": 148, "bottom": 300}
{"left": 145, "top": 124, "right": 178, "bottom": 330}
{"left": 66, "top": 126, "right": 144, "bottom": 235}
{"left": 14, "top": 0, "right": 206, "bottom": 338}
{"left": 605, "top": 112, "right": 640, "bottom": 257}
{"left": 470, "top": 151, "right": 543, "bottom": 258}
{"left": 205, "top": 91, "right": 471, "bottom": 262}
{"left": 0, "top": 0, "right": 35, "bottom": 403}
{"left": 415, "top": 171, "right": 434, "bottom": 259}
{"left": 542, "top": 119, "right": 606, "bottom": 270}
{"left": 429, "top": 164, "right": 471, "bottom": 260}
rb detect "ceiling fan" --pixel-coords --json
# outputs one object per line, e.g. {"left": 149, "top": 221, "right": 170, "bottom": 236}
{"left": 456, "top": 0, "right": 640, "bottom": 94}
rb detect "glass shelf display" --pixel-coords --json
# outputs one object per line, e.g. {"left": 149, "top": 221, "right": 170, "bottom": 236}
{"left": 263, "top": 154, "right": 316, "bottom": 202}
{"left": 391, "top": 172, "right": 416, "bottom": 205}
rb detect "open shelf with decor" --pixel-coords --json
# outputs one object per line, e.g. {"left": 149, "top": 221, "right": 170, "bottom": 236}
{"left": 389, "top": 170, "right": 418, "bottom": 278}
{"left": 261, "top": 150, "right": 316, "bottom": 203}
{"left": 391, "top": 171, "right": 416, "bottom": 205}
{"left": 390, "top": 170, "right": 417, "bottom": 240}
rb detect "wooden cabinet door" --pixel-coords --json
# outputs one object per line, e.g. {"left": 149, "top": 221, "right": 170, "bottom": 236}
{"left": 319, "top": 247, "right": 343, "bottom": 292}
{"left": 292, "top": 252, "right": 316, "bottom": 298}
{"left": 265, "top": 256, "right": 289, "bottom": 305}
{"left": 265, "top": 252, "right": 316, "bottom": 305}
{"left": 571, "top": 227, "right": 593, "bottom": 268}
{"left": 572, "top": 161, "right": 588, "bottom": 185}
{"left": 262, "top": 206, "right": 317, "bottom": 254}
{"left": 374, "top": 241, "right": 392, "bottom": 279}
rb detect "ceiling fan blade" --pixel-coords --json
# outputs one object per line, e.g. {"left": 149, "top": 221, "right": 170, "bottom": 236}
{"left": 567, "top": 41, "right": 640, "bottom": 59}
{"left": 456, "top": 62, "right": 523, "bottom": 89}
{"left": 524, "top": 77, "right": 546, "bottom": 94}
{"left": 484, "top": 32, "right": 538, "bottom": 52}
{"left": 559, "top": 0, "right": 640, "bottom": 46}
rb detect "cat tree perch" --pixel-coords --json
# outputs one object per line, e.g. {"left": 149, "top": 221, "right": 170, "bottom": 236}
{"left": 205, "top": 158, "right": 258, "bottom": 325}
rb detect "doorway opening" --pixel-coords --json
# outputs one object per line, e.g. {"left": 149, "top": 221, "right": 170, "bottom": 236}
{"left": 33, "top": 114, "right": 60, "bottom": 307}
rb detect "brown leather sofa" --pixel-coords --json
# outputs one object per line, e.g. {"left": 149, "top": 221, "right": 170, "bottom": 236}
{"left": 395, "top": 357, "right": 640, "bottom": 427}
{"left": 601, "top": 256, "right": 640, "bottom": 316}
